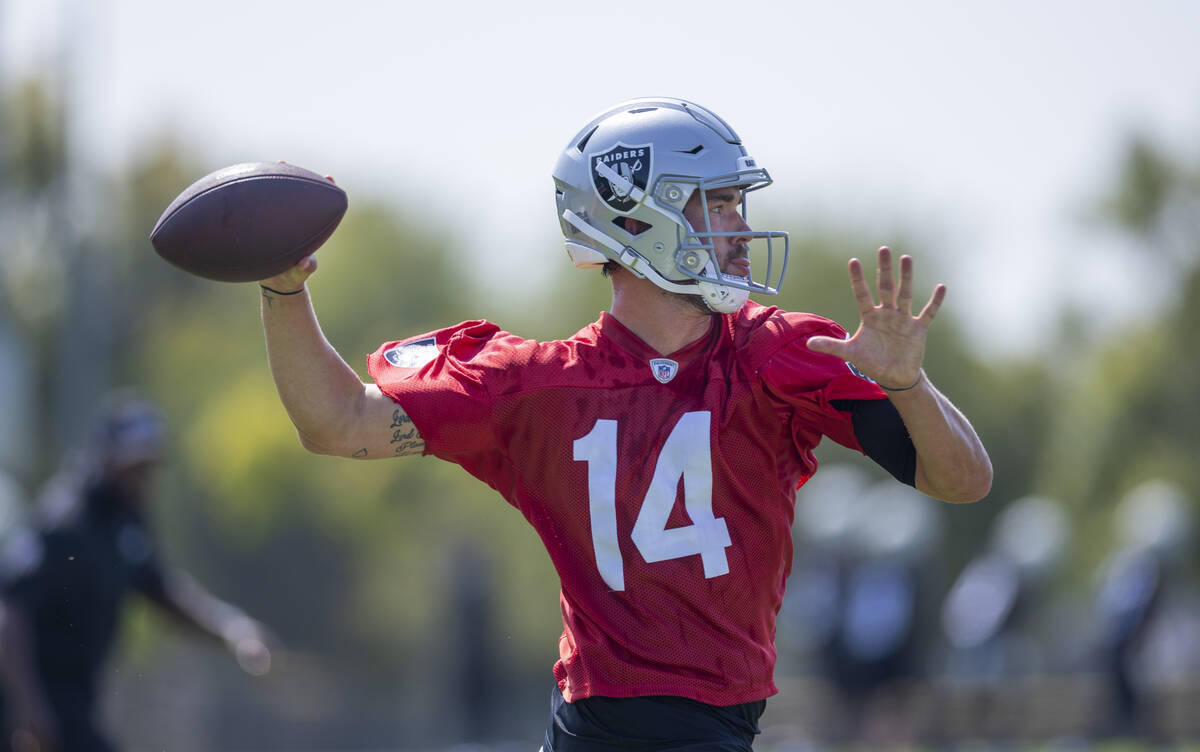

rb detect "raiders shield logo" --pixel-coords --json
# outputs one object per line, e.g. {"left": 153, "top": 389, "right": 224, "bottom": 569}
{"left": 383, "top": 337, "right": 439, "bottom": 369}
{"left": 591, "top": 143, "right": 652, "bottom": 213}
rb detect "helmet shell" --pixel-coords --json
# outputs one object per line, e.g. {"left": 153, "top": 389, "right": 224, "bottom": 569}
{"left": 553, "top": 98, "right": 787, "bottom": 308}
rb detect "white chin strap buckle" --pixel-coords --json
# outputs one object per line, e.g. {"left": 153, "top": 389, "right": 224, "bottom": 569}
{"left": 695, "top": 260, "right": 749, "bottom": 313}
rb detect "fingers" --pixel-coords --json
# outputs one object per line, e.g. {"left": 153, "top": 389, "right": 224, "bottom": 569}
{"left": 260, "top": 256, "right": 317, "bottom": 290}
{"left": 876, "top": 246, "right": 918, "bottom": 314}
{"left": 896, "top": 254, "right": 914, "bottom": 314}
{"left": 853, "top": 247, "right": 943, "bottom": 324}
{"left": 279, "top": 160, "right": 336, "bottom": 184}
{"left": 917, "top": 283, "right": 947, "bottom": 325}
{"left": 877, "top": 246, "right": 895, "bottom": 307}
{"left": 847, "top": 258, "right": 876, "bottom": 315}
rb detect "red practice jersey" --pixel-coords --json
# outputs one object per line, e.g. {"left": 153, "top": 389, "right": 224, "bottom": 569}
{"left": 367, "top": 301, "right": 888, "bottom": 706}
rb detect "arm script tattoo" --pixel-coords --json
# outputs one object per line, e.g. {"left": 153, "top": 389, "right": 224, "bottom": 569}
{"left": 388, "top": 409, "right": 425, "bottom": 457}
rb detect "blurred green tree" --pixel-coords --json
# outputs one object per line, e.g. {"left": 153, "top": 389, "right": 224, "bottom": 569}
{"left": 0, "top": 78, "right": 70, "bottom": 484}
{"left": 1039, "top": 133, "right": 1200, "bottom": 573}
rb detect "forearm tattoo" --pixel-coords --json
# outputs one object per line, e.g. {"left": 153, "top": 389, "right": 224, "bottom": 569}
{"left": 388, "top": 409, "right": 425, "bottom": 457}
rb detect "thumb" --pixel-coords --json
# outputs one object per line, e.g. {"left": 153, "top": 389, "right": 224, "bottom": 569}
{"left": 806, "top": 335, "right": 847, "bottom": 357}
{"left": 260, "top": 255, "right": 317, "bottom": 292}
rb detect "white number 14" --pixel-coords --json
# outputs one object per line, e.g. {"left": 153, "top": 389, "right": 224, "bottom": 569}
{"left": 573, "top": 411, "right": 732, "bottom": 591}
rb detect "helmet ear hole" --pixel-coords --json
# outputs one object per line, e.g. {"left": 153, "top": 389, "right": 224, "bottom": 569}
{"left": 613, "top": 216, "right": 652, "bottom": 237}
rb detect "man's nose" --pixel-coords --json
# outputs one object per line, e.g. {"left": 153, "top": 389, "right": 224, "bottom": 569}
{"left": 732, "top": 213, "right": 752, "bottom": 244}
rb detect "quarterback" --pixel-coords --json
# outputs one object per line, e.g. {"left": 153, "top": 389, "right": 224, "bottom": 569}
{"left": 256, "top": 98, "right": 992, "bottom": 750}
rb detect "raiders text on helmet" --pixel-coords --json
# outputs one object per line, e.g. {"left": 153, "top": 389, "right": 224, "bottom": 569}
{"left": 553, "top": 98, "right": 789, "bottom": 313}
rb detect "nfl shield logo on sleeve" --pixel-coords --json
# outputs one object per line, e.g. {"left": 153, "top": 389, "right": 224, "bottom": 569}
{"left": 649, "top": 358, "right": 679, "bottom": 384}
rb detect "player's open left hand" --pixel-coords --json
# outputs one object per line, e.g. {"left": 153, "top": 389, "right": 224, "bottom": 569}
{"left": 806, "top": 246, "right": 946, "bottom": 391}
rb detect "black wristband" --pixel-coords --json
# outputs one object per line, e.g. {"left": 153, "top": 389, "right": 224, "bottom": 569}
{"left": 259, "top": 284, "right": 305, "bottom": 296}
{"left": 879, "top": 370, "right": 924, "bottom": 392}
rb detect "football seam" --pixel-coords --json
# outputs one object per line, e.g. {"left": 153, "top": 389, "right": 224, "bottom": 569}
{"left": 152, "top": 174, "right": 345, "bottom": 237}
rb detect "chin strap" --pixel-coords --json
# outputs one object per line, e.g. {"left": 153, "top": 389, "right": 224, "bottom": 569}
{"left": 562, "top": 209, "right": 667, "bottom": 284}
{"left": 696, "top": 259, "right": 749, "bottom": 313}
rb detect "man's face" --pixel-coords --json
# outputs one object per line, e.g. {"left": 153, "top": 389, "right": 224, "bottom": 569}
{"left": 682, "top": 187, "right": 752, "bottom": 279}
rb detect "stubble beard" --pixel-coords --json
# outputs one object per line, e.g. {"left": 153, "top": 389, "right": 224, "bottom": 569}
{"left": 681, "top": 291, "right": 719, "bottom": 315}
{"left": 658, "top": 283, "right": 719, "bottom": 316}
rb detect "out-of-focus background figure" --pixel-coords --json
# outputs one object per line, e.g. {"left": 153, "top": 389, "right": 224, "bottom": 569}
{"left": 0, "top": 392, "right": 276, "bottom": 752}
{"left": 938, "top": 494, "right": 1072, "bottom": 742}
{"left": 779, "top": 465, "right": 943, "bottom": 747}
{"left": 1092, "top": 479, "right": 1200, "bottom": 742}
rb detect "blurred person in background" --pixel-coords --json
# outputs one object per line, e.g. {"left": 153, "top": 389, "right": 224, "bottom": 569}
{"left": 785, "top": 467, "right": 942, "bottom": 747}
{"left": 828, "top": 479, "right": 941, "bottom": 746}
{"left": 1093, "top": 479, "right": 1200, "bottom": 741}
{"left": 0, "top": 392, "right": 277, "bottom": 752}
{"left": 255, "top": 97, "right": 992, "bottom": 750}
{"left": 939, "top": 494, "right": 1071, "bottom": 742}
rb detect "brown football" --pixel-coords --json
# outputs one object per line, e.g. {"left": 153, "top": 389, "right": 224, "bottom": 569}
{"left": 150, "top": 162, "right": 347, "bottom": 282}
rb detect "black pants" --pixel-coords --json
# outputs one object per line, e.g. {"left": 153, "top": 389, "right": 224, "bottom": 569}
{"left": 542, "top": 684, "right": 764, "bottom": 751}
{"left": 46, "top": 681, "right": 115, "bottom": 752}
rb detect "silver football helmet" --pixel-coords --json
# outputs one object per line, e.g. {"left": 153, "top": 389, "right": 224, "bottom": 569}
{"left": 553, "top": 97, "right": 789, "bottom": 313}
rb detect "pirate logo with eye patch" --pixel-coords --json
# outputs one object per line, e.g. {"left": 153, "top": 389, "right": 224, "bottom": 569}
{"left": 591, "top": 143, "right": 652, "bottom": 213}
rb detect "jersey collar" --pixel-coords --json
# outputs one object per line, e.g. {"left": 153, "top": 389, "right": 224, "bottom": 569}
{"left": 592, "top": 311, "right": 721, "bottom": 364}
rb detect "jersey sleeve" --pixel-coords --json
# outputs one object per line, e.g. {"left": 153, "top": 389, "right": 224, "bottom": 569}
{"left": 366, "top": 320, "right": 517, "bottom": 483}
{"left": 758, "top": 317, "right": 890, "bottom": 453}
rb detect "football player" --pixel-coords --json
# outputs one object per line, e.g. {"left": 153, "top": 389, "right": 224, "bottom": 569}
{"left": 256, "top": 98, "right": 992, "bottom": 751}
{"left": 0, "top": 394, "right": 276, "bottom": 752}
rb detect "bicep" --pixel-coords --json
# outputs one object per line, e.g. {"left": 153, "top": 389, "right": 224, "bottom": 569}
{"left": 344, "top": 385, "right": 426, "bottom": 459}
{"left": 295, "top": 384, "right": 424, "bottom": 459}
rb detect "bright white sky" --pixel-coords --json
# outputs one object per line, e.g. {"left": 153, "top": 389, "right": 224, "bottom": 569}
{"left": 4, "top": 0, "right": 1200, "bottom": 357}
